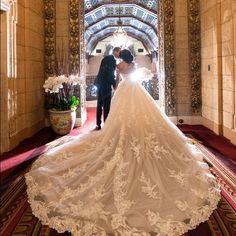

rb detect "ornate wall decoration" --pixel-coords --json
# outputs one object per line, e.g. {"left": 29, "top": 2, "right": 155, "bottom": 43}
{"left": 69, "top": 0, "right": 86, "bottom": 76}
{"left": 69, "top": 0, "right": 86, "bottom": 125}
{"left": 44, "top": 0, "right": 55, "bottom": 78}
{"left": 157, "top": 0, "right": 165, "bottom": 111}
{"left": 79, "top": 1, "right": 86, "bottom": 78}
{"left": 188, "top": 0, "right": 201, "bottom": 114}
{"left": 163, "top": 0, "right": 176, "bottom": 115}
{"left": 69, "top": 0, "right": 80, "bottom": 74}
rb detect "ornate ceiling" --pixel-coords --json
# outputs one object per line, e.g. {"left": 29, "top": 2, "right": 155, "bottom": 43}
{"left": 84, "top": 1, "right": 158, "bottom": 54}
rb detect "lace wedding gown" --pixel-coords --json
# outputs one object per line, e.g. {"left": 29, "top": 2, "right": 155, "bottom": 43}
{"left": 25, "top": 72, "right": 220, "bottom": 236}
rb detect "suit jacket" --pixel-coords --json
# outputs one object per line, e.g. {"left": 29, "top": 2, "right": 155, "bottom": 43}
{"left": 94, "top": 55, "right": 116, "bottom": 94}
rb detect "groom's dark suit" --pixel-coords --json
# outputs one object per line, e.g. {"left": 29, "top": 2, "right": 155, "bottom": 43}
{"left": 94, "top": 55, "right": 117, "bottom": 128}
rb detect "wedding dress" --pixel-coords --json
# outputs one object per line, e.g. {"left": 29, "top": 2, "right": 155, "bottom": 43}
{"left": 25, "top": 72, "right": 220, "bottom": 236}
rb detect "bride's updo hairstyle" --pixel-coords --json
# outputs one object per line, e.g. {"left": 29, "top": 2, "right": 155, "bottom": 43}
{"left": 120, "top": 49, "right": 134, "bottom": 64}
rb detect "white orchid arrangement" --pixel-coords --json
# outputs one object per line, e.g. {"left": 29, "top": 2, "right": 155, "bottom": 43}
{"left": 43, "top": 74, "right": 83, "bottom": 111}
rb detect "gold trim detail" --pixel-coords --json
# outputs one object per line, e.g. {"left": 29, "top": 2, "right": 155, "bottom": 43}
{"left": 188, "top": 0, "right": 201, "bottom": 114}
{"left": 44, "top": 0, "right": 55, "bottom": 78}
{"left": 69, "top": 0, "right": 80, "bottom": 74}
{"left": 164, "top": 0, "right": 176, "bottom": 115}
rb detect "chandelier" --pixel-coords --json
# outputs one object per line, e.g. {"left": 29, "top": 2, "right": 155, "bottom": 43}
{"left": 111, "top": 4, "right": 128, "bottom": 48}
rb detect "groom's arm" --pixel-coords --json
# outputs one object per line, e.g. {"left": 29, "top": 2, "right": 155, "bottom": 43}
{"left": 94, "top": 58, "right": 107, "bottom": 87}
{"left": 97, "top": 57, "right": 108, "bottom": 78}
{"left": 105, "top": 59, "right": 117, "bottom": 87}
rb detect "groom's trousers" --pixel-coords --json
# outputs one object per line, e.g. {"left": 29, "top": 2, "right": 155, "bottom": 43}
{"left": 96, "top": 90, "right": 112, "bottom": 127}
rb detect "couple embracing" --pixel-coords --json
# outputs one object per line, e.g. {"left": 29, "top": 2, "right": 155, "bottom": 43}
{"left": 94, "top": 47, "right": 134, "bottom": 130}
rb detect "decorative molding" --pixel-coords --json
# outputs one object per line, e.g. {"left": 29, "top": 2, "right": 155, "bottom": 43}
{"left": 157, "top": 0, "right": 165, "bottom": 112}
{"left": 44, "top": 0, "right": 56, "bottom": 78}
{"left": 188, "top": 0, "right": 201, "bottom": 114}
{"left": 69, "top": 0, "right": 80, "bottom": 74}
{"left": 163, "top": 0, "right": 176, "bottom": 116}
{"left": 79, "top": 1, "right": 85, "bottom": 77}
{"left": 78, "top": 1, "right": 87, "bottom": 119}
{"left": 69, "top": 0, "right": 86, "bottom": 76}
{"left": 69, "top": 0, "right": 86, "bottom": 126}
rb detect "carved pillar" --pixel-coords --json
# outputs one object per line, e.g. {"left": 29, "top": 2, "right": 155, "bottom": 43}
{"left": 164, "top": 0, "right": 176, "bottom": 115}
{"left": 44, "top": 0, "right": 55, "bottom": 78}
{"left": 69, "top": 0, "right": 79, "bottom": 74}
{"left": 44, "top": 0, "right": 55, "bottom": 129}
{"left": 69, "top": 0, "right": 86, "bottom": 77}
{"left": 188, "top": 0, "right": 201, "bottom": 114}
{"left": 79, "top": 1, "right": 87, "bottom": 125}
{"left": 79, "top": 1, "right": 85, "bottom": 78}
{"left": 157, "top": 0, "right": 176, "bottom": 115}
{"left": 157, "top": 0, "right": 165, "bottom": 112}
{"left": 69, "top": 0, "right": 86, "bottom": 126}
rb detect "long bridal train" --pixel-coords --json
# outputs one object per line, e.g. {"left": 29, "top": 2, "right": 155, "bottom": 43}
{"left": 25, "top": 73, "right": 220, "bottom": 236}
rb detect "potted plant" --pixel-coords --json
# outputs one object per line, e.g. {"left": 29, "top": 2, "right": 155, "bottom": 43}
{"left": 43, "top": 74, "right": 81, "bottom": 135}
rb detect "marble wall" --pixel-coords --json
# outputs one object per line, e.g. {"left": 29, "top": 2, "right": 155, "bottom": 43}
{"left": 200, "top": 0, "right": 236, "bottom": 144}
{"left": 0, "top": 0, "right": 44, "bottom": 153}
{"left": 18, "top": 0, "right": 45, "bottom": 140}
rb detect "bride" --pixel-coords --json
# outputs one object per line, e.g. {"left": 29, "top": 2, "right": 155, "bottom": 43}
{"left": 25, "top": 49, "right": 220, "bottom": 236}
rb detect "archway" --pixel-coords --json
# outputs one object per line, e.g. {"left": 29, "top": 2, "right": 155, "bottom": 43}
{"left": 84, "top": 2, "right": 159, "bottom": 106}
{"left": 44, "top": 0, "right": 201, "bottom": 119}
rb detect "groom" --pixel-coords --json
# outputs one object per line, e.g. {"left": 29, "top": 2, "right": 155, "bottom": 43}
{"left": 94, "top": 47, "right": 121, "bottom": 130}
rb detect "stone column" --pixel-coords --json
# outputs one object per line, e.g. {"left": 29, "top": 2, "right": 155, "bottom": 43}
{"left": 157, "top": 0, "right": 166, "bottom": 113}
{"left": 69, "top": 0, "right": 86, "bottom": 126}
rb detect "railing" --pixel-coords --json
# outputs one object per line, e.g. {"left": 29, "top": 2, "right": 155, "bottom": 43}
{"left": 86, "top": 75, "right": 97, "bottom": 101}
{"left": 142, "top": 73, "right": 159, "bottom": 100}
{"left": 85, "top": 74, "right": 159, "bottom": 101}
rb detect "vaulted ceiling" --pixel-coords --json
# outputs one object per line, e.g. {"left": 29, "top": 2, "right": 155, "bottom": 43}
{"left": 84, "top": 1, "right": 158, "bottom": 55}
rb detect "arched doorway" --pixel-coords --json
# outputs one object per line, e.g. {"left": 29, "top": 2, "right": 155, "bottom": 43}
{"left": 45, "top": 0, "right": 201, "bottom": 123}
{"left": 45, "top": 0, "right": 175, "bottom": 115}
{"left": 84, "top": 1, "right": 159, "bottom": 107}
